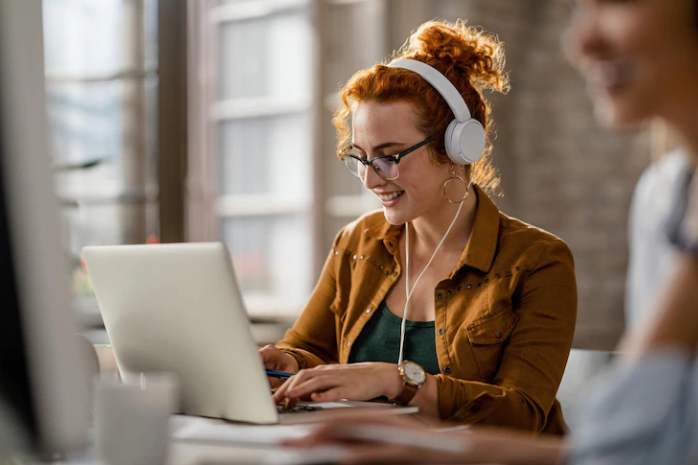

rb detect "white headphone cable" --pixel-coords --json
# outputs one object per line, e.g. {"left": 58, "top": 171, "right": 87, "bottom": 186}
{"left": 397, "top": 177, "right": 470, "bottom": 365}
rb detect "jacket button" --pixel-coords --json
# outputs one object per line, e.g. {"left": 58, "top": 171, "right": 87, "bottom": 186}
{"left": 438, "top": 328, "right": 445, "bottom": 336}
{"left": 360, "top": 255, "right": 365, "bottom": 259}
{"left": 443, "top": 366, "right": 452, "bottom": 374}
{"left": 352, "top": 255, "right": 357, "bottom": 260}
{"left": 379, "top": 265, "right": 384, "bottom": 270}
{"left": 346, "top": 341, "right": 352, "bottom": 348}
{"left": 335, "top": 251, "right": 339, "bottom": 255}
{"left": 446, "top": 290, "right": 452, "bottom": 296}
{"left": 436, "top": 293, "right": 443, "bottom": 300}
{"left": 467, "top": 284, "right": 472, "bottom": 289}
{"left": 495, "top": 331, "right": 503, "bottom": 339}
{"left": 366, "top": 307, "right": 373, "bottom": 313}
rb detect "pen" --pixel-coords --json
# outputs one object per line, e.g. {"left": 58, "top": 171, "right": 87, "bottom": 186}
{"left": 265, "top": 369, "right": 294, "bottom": 380}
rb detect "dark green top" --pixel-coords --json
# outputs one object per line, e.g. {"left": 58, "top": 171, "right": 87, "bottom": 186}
{"left": 348, "top": 301, "right": 441, "bottom": 375}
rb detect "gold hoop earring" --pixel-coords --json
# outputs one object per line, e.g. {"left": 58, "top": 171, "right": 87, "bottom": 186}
{"left": 442, "top": 165, "right": 473, "bottom": 204}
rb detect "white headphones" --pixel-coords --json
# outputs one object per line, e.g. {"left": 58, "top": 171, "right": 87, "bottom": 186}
{"left": 387, "top": 58, "right": 486, "bottom": 165}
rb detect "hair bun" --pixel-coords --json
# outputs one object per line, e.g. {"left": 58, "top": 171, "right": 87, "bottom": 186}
{"left": 404, "top": 20, "right": 507, "bottom": 92}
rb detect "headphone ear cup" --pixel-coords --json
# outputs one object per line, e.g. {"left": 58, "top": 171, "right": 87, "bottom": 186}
{"left": 444, "top": 118, "right": 486, "bottom": 165}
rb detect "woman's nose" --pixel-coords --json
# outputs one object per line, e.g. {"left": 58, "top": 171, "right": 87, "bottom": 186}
{"left": 362, "top": 164, "right": 385, "bottom": 190}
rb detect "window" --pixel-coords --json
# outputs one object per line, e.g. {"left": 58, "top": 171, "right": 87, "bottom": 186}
{"left": 191, "top": 0, "right": 385, "bottom": 318}
{"left": 42, "top": 0, "right": 159, "bottom": 325}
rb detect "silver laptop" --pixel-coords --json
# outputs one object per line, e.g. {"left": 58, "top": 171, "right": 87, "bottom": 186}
{"left": 83, "top": 243, "right": 416, "bottom": 425}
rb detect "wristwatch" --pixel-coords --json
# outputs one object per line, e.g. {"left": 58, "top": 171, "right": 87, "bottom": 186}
{"left": 389, "top": 360, "right": 426, "bottom": 406}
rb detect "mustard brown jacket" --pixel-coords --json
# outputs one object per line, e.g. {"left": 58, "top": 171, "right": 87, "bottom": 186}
{"left": 277, "top": 185, "right": 577, "bottom": 435}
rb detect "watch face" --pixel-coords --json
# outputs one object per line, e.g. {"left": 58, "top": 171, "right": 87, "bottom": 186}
{"left": 403, "top": 361, "right": 426, "bottom": 384}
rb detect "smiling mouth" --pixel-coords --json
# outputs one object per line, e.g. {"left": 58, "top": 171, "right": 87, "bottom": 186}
{"left": 587, "top": 59, "right": 637, "bottom": 91}
{"left": 377, "top": 191, "right": 404, "bottom": 202}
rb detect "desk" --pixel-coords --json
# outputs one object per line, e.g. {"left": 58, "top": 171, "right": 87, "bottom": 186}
{"left": 75, "top": 346, "right": 440, "bottom": 464}
{"left": 168, "top": 441, "right": 312, "bottom": 465}
{"left": 165, "top": 407, "right": 420, "bottom": 464}
{"left": 168, "top": 441, "right": 343, "bottom": 465}
{"left": 68, "top": 442, "right": 288, "bottom": 465}
{"left": 66, "top": 416, "right": 344, "bottom": 465}
{"left": 63, "top": 410, "right": 490, "bottom": 465}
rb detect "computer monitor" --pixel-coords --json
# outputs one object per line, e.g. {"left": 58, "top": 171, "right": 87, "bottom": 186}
{"left": 0, "top": 0, "right": 87, "bottom": 457}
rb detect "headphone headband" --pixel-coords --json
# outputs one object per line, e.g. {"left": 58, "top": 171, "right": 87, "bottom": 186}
{"left": 387, "top": 58, "right": 472, "bottom": 122}
{"left": 386, "top": 58, "right": 486, "bottom": 165}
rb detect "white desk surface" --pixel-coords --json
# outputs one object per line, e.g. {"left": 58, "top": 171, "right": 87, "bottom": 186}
{"left": 70, "top": 442, "right": 337, "bottom": 465}
{"left": 69, "top": 404, "right": 417, "bottom": 465}
{"left": 169, "top": 441, "right": 300, "bottom": 465}
{"left": 69, "top": 430, "right": 343, "bottom": 465}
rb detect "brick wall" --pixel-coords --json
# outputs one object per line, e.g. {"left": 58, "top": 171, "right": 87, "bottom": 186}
{"left": 387, "top": 0, "right": 653, "bottom": 349}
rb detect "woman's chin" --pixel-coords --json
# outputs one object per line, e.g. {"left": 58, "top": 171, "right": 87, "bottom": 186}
{"left": 382, "top": 207, "right": 408, "bottom": 226}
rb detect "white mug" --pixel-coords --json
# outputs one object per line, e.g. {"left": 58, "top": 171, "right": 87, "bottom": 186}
{"left": 95, "top": 372, "right": 178, "bottom": 465}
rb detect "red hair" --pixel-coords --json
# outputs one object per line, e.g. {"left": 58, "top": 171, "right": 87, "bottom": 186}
{"left": 333, "top": 19, "right": 509, "bottom": 194}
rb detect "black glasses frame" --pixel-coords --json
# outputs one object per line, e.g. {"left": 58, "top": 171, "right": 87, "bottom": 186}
{"left": 338, "top": 135, "right": 436, "bottom": 180}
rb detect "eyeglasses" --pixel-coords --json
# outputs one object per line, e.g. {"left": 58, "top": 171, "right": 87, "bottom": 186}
{"left": 338, "top": 135, "right": 436, "bottom": 181}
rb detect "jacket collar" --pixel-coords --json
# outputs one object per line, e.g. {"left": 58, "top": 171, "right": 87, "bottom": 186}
{"left": 457, "top": 184, "right": 500, "bottom": 273}
{"left": 364, "top": 184, "right": 500, "bottom": 273}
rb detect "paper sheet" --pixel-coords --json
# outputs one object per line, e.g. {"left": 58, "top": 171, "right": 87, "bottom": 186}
{"left": 171, "top": 415, "right": 313, "bottom": 447}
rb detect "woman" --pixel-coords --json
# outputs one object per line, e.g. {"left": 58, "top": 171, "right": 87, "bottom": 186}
{"left": 289, "top": 0, "right": 698, "bottom": 463}
{"left": 260, "top": 20, "right": 577, "bottom": 433}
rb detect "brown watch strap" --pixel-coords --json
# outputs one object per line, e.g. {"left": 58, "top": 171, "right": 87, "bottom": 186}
{"left": 390, "top": 381, "right": 419, "bottom": 406}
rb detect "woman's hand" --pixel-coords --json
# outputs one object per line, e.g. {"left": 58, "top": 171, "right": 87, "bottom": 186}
{"left": 287, "top": 414, "right": 568, "bottom": 465}
{"left": 287, "top": 414, "right": 471, "bottom": 464}
{"left": 258, "top": 344, "right": 300, "bottom": 389}
{"left": 272, "top": 362, "right": 403, "bottom": 406}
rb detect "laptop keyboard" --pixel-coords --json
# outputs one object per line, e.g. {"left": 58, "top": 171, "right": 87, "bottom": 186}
{"left": 276, "top": 403, "right": 321, "bottom": 414}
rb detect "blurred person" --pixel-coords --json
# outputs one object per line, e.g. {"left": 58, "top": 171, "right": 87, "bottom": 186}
{"left": 259, "top": 20, "right": 578, "bottom": 434}
{"left": 626, "top": 146, "right": 694, "bottom": 328}
{"left": 286, "top": 0, "right": 698, "bottom": 463}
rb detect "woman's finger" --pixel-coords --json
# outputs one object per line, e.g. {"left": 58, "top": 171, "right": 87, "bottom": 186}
{"left": 273, "top": 371, "right": 317, "bottom": 403}
{"left": 283, "top": 396, "right": 297, "bottom": 410}
{"left": 286, "top": 374, "right": 340, "bottom": 399}
{"left": 272, "top": 368, "right": 323, "bottom": 403}
{"left": 259, "top": 345, "right": 299, "bottom": 373}
{"left": 258, "top": 345, "right": 281, "bottom": 368}
{"left": 272, "top": 377, "right": 293, "bottom": 403}
{"left": 309, "top": 386, "right": 349, "bottom": 403}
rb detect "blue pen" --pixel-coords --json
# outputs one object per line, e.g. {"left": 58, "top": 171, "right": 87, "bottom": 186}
{"left": 265, "top": 369, "right": 294, "bottom": 380}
